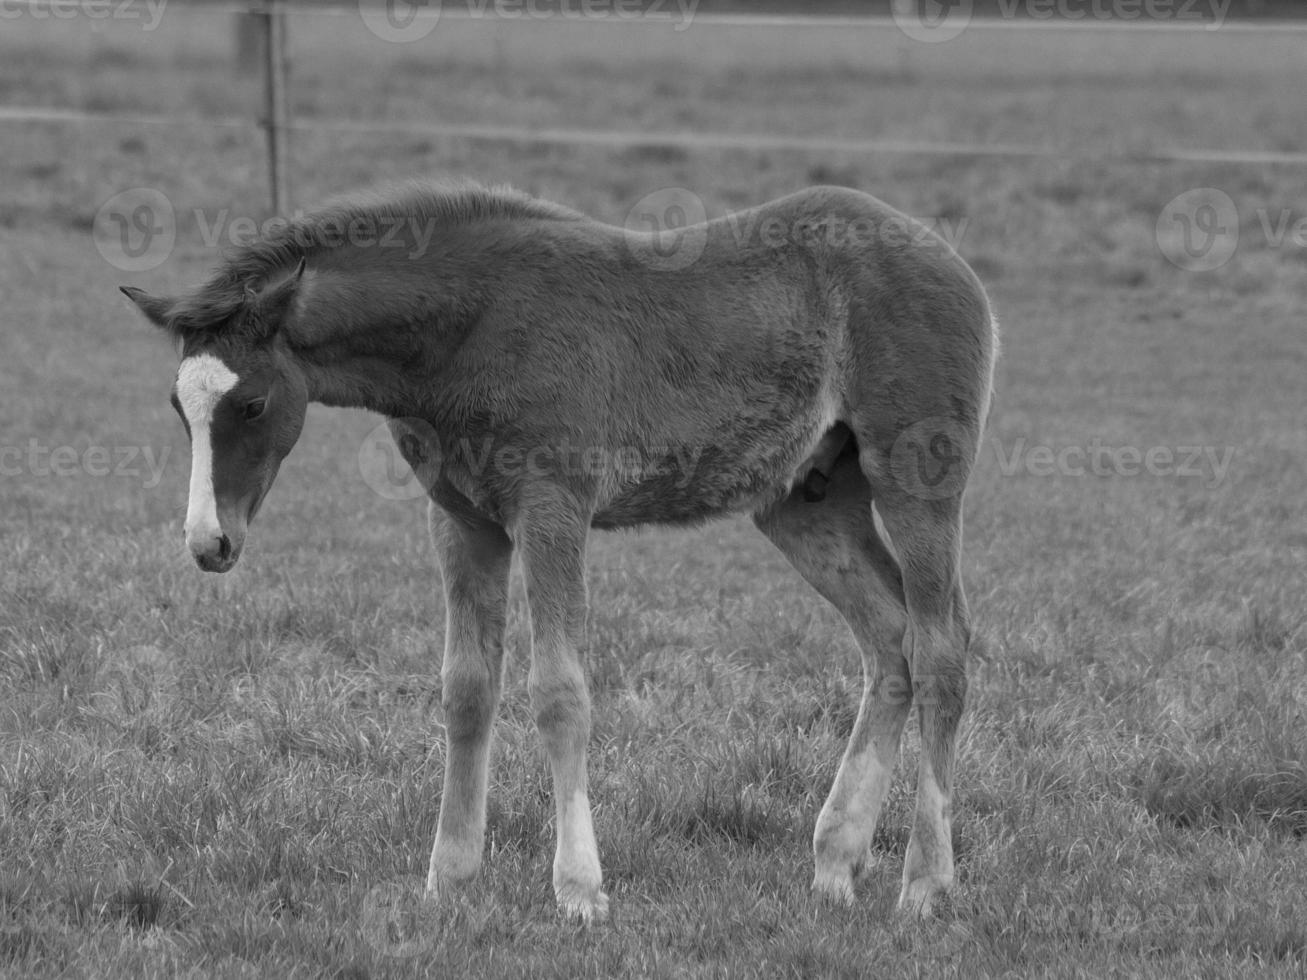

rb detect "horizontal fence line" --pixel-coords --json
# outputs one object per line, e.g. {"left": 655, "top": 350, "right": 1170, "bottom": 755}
{"left": 5, "top": 2, "right": 1307, "bottom": 31}
{"left": 4, "top": 104, "right": 1307, "bottom": 166}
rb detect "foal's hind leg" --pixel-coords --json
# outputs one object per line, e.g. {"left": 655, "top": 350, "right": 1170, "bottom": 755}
{"left": 754, "top": 455, "right": 911, "bottom": 904}
{"left": 426, "top": 503, "right": 513, "bottom": 893}
{"left": 862, "top": 469, "right": 973, "bottom": 917}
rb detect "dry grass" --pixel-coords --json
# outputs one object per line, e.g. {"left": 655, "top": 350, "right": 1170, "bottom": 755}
{"left": 0, "top": 19, "right": 1305, "bottom": 979}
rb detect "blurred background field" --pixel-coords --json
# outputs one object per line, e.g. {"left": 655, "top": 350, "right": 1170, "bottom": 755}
{"left": 0, "top": 10, "right": 1305, "bottom": 978}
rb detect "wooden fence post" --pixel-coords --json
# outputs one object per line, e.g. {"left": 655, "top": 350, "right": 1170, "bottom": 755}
{"left": 259, "top": 0, "right": 291, "bottom": 216}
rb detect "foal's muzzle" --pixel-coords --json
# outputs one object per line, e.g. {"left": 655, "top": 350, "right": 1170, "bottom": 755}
{"left": 188, "top": 530, "right": 240, "bottom": 573}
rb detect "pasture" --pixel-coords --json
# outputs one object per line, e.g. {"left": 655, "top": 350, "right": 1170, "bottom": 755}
{"left": 1, "top": 13, "right": 1305, "bottom": 978}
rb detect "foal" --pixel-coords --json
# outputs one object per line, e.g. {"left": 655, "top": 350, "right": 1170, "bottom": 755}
{"left": 122, "top": 180, "right": 996, "bottom": 922}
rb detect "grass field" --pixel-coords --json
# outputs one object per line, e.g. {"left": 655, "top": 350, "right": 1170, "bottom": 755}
{"left": 1, "top": 15, "right": 1305, "bottom": 979}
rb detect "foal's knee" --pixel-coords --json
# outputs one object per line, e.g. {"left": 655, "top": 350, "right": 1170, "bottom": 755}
{"left": 442, "top": 664, "right": 496, "bottom": 742}
{"left": 528, "top": 663, "right": 591, "bottom": 748}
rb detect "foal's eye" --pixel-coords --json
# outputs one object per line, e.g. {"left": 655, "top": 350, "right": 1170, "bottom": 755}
{"left": 243, "top": 398, "right": 268, "bottom": 421}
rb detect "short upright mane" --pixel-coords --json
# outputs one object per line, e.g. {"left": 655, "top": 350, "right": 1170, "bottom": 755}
{"left": 165, "top": 180, "right": 583, "bottom": 336}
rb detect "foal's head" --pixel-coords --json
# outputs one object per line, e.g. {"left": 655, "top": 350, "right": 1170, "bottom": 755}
{"left": 122, "top": 260, "right": 309, "bottom": 572}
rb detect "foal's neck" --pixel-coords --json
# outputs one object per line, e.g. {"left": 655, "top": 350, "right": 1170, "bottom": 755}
{"left": 288, "top": 255, "right": 482, "bottom": 419}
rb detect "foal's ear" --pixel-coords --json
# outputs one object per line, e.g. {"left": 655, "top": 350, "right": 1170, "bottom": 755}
{"left": 119, "top": 286, "right": 176, "bottom": 331}
{"left": 253, "top": 257, "right": 307, "bottom": 327}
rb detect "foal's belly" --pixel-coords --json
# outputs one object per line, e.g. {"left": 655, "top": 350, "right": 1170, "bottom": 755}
{"left": 591, "top": 413, "right": 840, "bottom": 529}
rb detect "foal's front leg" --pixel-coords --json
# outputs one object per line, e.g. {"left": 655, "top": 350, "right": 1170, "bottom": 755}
{"left": 426, "top": 504, "right": 513, "bottom": 893}
{"left": 513, "top": 498, "right": 607, "bottom": 922}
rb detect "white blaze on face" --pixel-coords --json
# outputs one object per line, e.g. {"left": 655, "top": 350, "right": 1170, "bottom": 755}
{"left": 176, "top": 354, "right": 239, "bottom": 553}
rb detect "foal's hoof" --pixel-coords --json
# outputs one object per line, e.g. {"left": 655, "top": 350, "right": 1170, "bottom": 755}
{"left": 812, "top": 866, "right": 856, "bottom": 906}
{"left": 556, "top": 884, "right": 609, "bottom": 925}
{"left": 897, "top": 874, "right": 953, "bottom": 918}
{"left": 424, "top": 866, "right": 478, "bottom": 900}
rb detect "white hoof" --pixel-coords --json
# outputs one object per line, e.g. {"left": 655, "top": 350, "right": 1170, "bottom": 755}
{"left": 556, "top": 882, "right": 609, "bottom": 924}
{"left": 812, "top": 865, "right": 856, "bottom": 905}
{"left": 424, "top": 851, "right": 480, "bottom": 897}
{"left": 897, "top": 873, "right": 953, "bottom": 917}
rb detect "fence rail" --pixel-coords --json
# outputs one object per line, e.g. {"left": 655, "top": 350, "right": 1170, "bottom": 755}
{"left": 6, "top": 105, "right": 1307, "bottom": 169}
{"left": 9, "top": 2, "right": 1307, "bottom": 29}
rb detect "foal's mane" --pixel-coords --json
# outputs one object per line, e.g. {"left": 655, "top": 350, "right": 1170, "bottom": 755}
{"left": 166, "top": 180, "right": 583, "bottom": 336}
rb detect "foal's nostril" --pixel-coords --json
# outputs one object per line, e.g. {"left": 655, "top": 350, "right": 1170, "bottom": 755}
{"left": 217, "top": 534, "right": 232, "bottom": 561}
